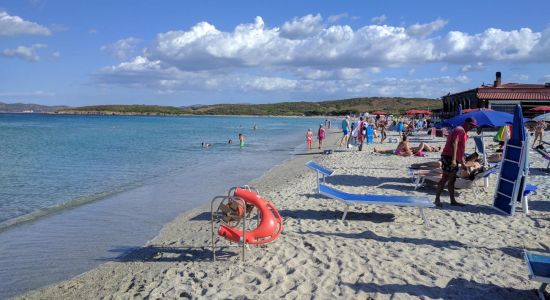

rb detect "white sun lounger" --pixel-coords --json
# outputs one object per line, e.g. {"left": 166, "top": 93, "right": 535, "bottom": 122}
{"left": 318, "top": 183, "right": 434, "bottom": 225}
{"left": 305, "top": 160, "right": 335, "bottom": 192}
{"left": 524, "top": 250, "right": 550, "bottom": 300}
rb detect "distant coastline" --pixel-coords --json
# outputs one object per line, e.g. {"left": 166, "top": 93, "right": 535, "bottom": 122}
{"left": 49, "top": 97, "right": 441, "bottom": 116}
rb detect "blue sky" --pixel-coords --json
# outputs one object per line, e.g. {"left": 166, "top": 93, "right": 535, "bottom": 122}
{"left": 1, "top": 0, "right": 549, "bottom": 106}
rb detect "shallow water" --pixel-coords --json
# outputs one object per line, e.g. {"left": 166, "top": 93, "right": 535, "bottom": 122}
{"left": 0, "top": 114, "right": 325, "bottom": 298}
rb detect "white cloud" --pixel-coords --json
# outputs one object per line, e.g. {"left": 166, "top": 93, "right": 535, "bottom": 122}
{"left": 516, "top": 74, "right": 529, "bottom": 81}
{"left": 0, "top": 10, "right": 51, "bottom": 36}
{"left": 371, "top": 75, "right": 470, "bottom": 97}
{"left": 51, "top": 51, "right": 61, "bottom": 58}
{"left": 100, "top": 37, "right": 141, "bottom": 60}
{"left": 461, "top": 62, "right": 485, "bottom": 72}
{"left": 542, "top": 75, "right": 550, "bottom": 83}
{"left": 0, "top": 90, "right": 55, "bottom": 97}
{"left": 89, "top": 28, "right": 98, "bottom": 34}
{"left": 94, "top": 15, "right": 550, "bottom": 99}
{"left": 280, "top": 14, "right": 323, "bottom": 39}
{"left": 2, "top": 44, "right": 47, "bottom": 61}
{"left": 406, "top": 18, "right": 448, "bottom": 36}
{"left": 443, "top": 27, "right": 541, "bottom": 63}
{"left": 328, "top": 13, "right": 359, "bottom": 23}
{"left": 371, "top": 14, "right": 387, "bottom": 24}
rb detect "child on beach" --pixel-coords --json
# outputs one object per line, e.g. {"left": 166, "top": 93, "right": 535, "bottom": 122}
{"left": 306, "top": 128, "right": 313, "bottom": 150}
{"left": 238, "top": 133, "right": 245, "bottom": 148}
{"left": 317, "top": 124, "right": 325, "bottom": 149}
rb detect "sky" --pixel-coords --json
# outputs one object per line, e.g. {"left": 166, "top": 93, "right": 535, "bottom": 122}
{"left": 1, "top": 0, "right": 550, "bottom": 106}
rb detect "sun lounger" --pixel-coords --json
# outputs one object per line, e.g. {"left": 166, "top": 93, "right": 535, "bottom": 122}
{"left": 318, "top": 183, "right": 434, "bottom": 225}
{"left": 412, "top": 168, "right": 497, "bottom": 196}
{"left": 305, "top": 160, "right": 334, "bottom": 192}
{"left": 524, "top": 250, "right": 550, "bottom": 300}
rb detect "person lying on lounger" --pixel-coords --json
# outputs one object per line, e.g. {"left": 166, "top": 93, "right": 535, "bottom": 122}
{"left": 410, "top": 153, "right": 479, "bottom": 170}
{"left": 374, "top": 135, "right": 441, "bottom": 156}
{"left": 411, "top": 153, "right": 486, "bottom": 186}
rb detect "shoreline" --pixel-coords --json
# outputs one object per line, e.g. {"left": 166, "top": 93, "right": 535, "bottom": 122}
{"left": 20, "top": 131, "right": 550, "bottom": 299}
{"left": 19, "top": 130, "right": 342, "bottom": 299}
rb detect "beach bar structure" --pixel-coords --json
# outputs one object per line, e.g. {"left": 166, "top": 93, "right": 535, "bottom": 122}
{"left": 441, "top": 72, "right": 550, "bottom": 118}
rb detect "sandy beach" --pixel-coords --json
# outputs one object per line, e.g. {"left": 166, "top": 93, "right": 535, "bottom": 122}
{"left": 21, "top": 130, "right": 550, "bottom": 299}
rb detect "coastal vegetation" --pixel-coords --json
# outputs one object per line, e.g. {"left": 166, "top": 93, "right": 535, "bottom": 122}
{"left": 54, "top": 97, "right": 441, "bottom": 116}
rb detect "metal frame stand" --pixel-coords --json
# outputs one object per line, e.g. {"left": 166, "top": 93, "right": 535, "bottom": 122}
{"left": 211, "top": 186, "right": 260, "bottom": 264}
{"left": 211, "top": 195, "right": 246, "bottom": 263}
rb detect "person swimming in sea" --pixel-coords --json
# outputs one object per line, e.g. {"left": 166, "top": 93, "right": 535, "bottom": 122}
{"left": 228, "top": 139, "right": 232, "bottom": 144}
{"left": 201, "top": 142, "right": 211, "bottom": 148}
{"left": 239, "top": 133, "right": 245, "bottom": 147}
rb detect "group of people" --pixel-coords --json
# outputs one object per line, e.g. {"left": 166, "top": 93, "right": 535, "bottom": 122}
{"left": 306, "top": 124, "right": 326, "bottom": 150}
{"left": 202, "top": 133, "right": 246, "bottom": 149}
{"left": 310, "top": 114, "right": 485, "bottom": 208}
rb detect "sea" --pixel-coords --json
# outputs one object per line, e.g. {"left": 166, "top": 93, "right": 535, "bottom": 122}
{"left": 0, "top": 113, "right": 325, "bottom": 298}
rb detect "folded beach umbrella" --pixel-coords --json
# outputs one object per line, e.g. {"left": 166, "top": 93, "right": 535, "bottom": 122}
{"left": 533, "top": 112, "right": 550, "bottom": 122}
{"left": 511, "top": 104, "right": 526, "bottom": 143}
{"left": 441, "top": 109, "right": 514, "bottom": 128}
{"left": 457, "top": 104, "right": 462, "bottom": 115}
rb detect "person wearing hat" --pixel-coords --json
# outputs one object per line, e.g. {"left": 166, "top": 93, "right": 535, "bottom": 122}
{"left": 434, "top": 117, "right": 478, "bottom": 207}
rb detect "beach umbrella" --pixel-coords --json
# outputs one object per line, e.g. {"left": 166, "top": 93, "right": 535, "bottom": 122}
{"left": 405, "top": 109, "right": 432, "bottom": 116}
{"left": 371, "top": 111, "right": 387, "bottom": 115}
{"left": 417, "top": 110, "right": 432, "bottom": 115}
{"left": 457, "top": 104, "right": 463, "bottom": 115}
{"left": 441, "top": 109, "right": 514, "bottom": 128}
{"left": 529, "top": 106, "right": 550, "bottom": 112}
{"left": 533, "top": 112, "right": 550, "bottom": 122}
{"left": 511, "top": 104, "right": 526, "bottom": 143}
{"left": 405, "top": 109, "right": 421, "bottom": 115}
{"left": 462, "top": 108, "right": 493, "bottom": 113}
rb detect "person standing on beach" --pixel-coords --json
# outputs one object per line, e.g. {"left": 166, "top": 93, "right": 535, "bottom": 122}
{"left": 306, "top": 128, "right": 313, "bottom": 150}
{"left": 434, "top": 117, "right": 478, "bottom": 207}
{"left": 380, "top": 121, "right": 387, "bottom": 143}
{"left": 357, "top": 117, "right": 366, "bottom": 151}
{"left": 238, "top": 133, "right": 245, "bottom": 148}
{"left": 532, "top": 120, "right": 547, "bottom": 148}
{"left": 339, "top": 116, "right": 351, "bottom": 147}
{"left": 397, "top": 118, "right": 404, "bottom": 138}
{"left": 317, "top": 124, "right": 325, "bottom": 149}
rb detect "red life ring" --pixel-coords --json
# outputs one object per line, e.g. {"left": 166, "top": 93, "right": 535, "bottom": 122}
{"left": 218, "top": 187, "right": 283, "bottom": 245}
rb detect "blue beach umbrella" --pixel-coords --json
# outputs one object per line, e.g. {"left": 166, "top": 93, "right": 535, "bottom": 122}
{"left": 511, "top": 104, "right": 526, "bottom": 143}
{"left": 442, "top": 109, "right": 514, "bottom": 129}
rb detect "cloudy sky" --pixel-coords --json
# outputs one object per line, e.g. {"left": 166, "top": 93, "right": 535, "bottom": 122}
{"left": 1, "top": 0, "right": 549, "bottom": 106}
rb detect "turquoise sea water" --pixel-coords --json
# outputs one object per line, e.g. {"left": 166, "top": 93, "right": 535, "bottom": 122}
{"left": 0, "top": 113, "right": 324, "bottom": 298}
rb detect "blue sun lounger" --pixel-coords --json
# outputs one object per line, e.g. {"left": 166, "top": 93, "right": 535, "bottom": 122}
{"left": 524, "top": 250, "right": 550, "bottom": 300}
{"left": 318, "top": 184, "right": 434, "bottom": 225}
{"left": 305, "top": 161, "right": 334, "bottom": 192}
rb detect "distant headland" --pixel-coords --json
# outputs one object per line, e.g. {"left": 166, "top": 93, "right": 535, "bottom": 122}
{"left": 1, "top": 97, "right": 440, "bottom": 116}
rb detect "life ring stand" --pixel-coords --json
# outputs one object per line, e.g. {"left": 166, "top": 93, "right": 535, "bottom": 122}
{"left": 211, "top": 186, "right": 283, "bottom": 263}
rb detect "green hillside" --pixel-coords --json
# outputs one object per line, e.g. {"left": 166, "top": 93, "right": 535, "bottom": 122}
{"left": 55, "top": 97, "right": 441, "bottom": 116}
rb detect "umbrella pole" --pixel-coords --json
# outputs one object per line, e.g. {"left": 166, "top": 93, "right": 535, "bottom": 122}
{"left": 482, "top": 131, "right": 489, "bottom": 188}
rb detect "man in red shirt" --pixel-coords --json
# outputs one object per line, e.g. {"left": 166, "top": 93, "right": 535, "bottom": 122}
{"left": 434, "top": 117, "right": 478, "bottom": 207}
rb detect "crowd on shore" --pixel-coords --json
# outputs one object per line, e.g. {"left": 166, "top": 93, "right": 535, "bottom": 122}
{"left": 307, "top": 113, "right": 547, "bottom": 209}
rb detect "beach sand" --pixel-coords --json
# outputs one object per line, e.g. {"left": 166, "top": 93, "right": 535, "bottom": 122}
{"left": 21, "top": 130, "right": 550, "bottom": 299}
